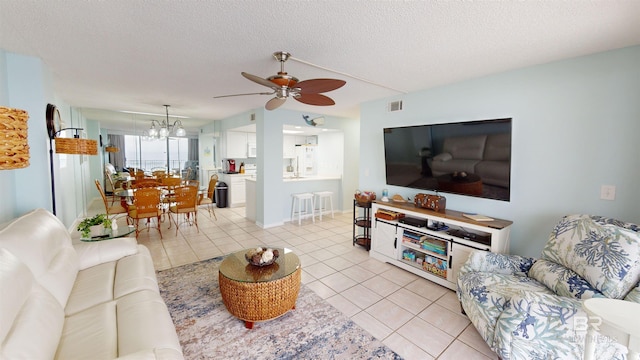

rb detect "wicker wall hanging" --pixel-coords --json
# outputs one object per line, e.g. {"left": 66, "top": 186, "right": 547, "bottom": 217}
{"left": 0, "top": 106, "right": 30, "bottom": 170}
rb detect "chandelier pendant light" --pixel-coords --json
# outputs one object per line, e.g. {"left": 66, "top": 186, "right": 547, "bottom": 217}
{"left": 144, "top": 105, "right": 186, "bottom": 140}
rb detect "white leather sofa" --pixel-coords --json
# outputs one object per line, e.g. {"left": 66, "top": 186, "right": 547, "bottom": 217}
{"left": 0, "top": 209, "right": 184, "bottom": 359}
{"left": 431, "top": 133, "right": 511, "bottom": 187}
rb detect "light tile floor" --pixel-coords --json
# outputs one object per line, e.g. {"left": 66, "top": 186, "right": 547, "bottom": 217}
{"left": 84, "top": 200, "right": 498, "bottom": 360}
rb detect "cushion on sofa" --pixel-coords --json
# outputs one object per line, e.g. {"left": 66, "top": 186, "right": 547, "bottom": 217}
{"left": 1, "top": 249, "right": 65, "bottom": 360}
{"left": 442, "top": 135, "right": 487, "bottom": 160}
{"left": 457, "top": 271, "right": 554, "bottom": 346}
{"left": 0, "top": 208, "right": 79, "bottom": 307}
{"left": 541, "top": 214, "right": 640, "bottom": 299}
{"left": 493, "top": 291, "right": 626, "bottom": 360}
{"left": 65, "top": 245, "right": 159, "bottom": 316}
{"left": 73, "top": 237, "right": 138, "bottom": 270}
{"left": 113, "top": 245, "right": 159, "bottom": 298}
{"left": 58, "top": 290, "right": 183, "bottom": 360}
{"left": 528, "top": 259, "right": 605, "bottom": 299}
{"left": 474, "top": 160, "right": 510, "bottom": 187}
{"left": 483, "top": 133, "right": 511, "bottom": 161}
{"left": 432, "top": 152, "right": 452, "bottom": 162}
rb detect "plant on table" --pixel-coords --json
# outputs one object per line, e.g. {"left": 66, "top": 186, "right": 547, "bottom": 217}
{"left": 77, "top": 214, "right": 112, "bottom": 238}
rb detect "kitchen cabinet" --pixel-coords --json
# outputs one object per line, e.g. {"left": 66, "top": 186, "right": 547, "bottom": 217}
{"left": 247, "top": 133, "right": 256, "bottom": 158}
{"left": 220, "top": 173, "right": 252, "bottom": 207}
{"left": 247, "top": 132, "right": 256, "bottom": 144}
{"left": 283, "top": 135, "right": 296, "bottom": 158}
{"left": 226, "top": 131, "right": 248, "bottom": 159}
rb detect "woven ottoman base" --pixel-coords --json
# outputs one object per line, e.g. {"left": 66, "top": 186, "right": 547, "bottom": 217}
{"left": 219, "top": 267, "right": 301, "bottom": 329}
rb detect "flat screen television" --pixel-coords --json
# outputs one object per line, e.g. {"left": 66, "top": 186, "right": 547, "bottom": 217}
{"left": 383, "top": 118, "right": 512, "bottom": 201}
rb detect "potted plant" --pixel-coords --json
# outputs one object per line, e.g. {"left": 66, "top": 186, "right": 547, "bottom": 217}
{"left": 77, "top": 214, "right": 112, "bottom": 238}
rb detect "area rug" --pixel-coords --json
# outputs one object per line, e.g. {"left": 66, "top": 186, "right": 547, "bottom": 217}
{"left": 157, "top": 257, "right": 402, "bottom": 360}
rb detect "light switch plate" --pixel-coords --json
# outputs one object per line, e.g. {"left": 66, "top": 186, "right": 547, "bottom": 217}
{"left": 600, "top": 185, "right": 616, "bottom": 200}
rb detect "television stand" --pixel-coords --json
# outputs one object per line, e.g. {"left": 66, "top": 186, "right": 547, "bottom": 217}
{"left": 370, "top": 201, "right": 512, "bottom": 290}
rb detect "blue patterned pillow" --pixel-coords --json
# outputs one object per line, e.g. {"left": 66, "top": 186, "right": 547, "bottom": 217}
{"left": 541, "top": 214, "right": 640, "bottom": 299}
{"left": 529, "top": 259, "right": 604, "bottom": 299}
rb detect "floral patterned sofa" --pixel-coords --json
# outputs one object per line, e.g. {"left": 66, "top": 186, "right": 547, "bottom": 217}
{"left": 457, "top": 214, "right": 640, "bottom": 360}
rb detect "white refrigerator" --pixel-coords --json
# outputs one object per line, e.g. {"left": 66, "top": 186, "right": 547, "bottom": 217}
{"left": 295, "top": 145, "right": 317, "bottom": 177}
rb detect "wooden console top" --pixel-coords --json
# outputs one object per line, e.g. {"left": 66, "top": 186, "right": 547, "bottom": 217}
{"left": 373, "top": 200, "right": 513, "bottom": 229}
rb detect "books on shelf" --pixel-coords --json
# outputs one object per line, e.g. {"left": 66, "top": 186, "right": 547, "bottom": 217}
{"left": 463, "top": 213, "right": 494, "bottom": 222}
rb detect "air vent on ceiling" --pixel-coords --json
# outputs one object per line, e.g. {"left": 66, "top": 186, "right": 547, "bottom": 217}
{"left": 250, "top": 113, "right": 256, "bottom": 121}
{"left": 388, "top": 100, "right": 403, "bottom": 112}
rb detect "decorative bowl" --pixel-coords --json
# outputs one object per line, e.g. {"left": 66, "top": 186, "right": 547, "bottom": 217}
{"left": 354, "top": 190, "right": 376, "bottom": 205}
{"left": 245, "top": 247, "right": 280, "bottom": 267}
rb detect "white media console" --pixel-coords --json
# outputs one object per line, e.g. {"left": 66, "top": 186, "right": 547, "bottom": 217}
{"left": 370, "top": 201, "right": 512, "bottom": 290}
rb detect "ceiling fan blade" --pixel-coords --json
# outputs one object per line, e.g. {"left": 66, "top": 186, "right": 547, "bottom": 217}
{"left": 294, "top": 93, "right": 335, "bottom": 106}
{"left": 265, "top": 97, "right": 286, "bottom": 110}
{"left": 296, "top": 79, "right": 346, "bottom": 94}
{"left": 242, "top": 72, "right": 278, "bottom": 89}
{"left": 213, "top": 91, "right": 274, "bottom": 99}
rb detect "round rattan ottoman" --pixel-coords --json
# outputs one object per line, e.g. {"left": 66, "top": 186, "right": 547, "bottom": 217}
{"left": 219, "top": 248, "right": 301, "bottom": 329}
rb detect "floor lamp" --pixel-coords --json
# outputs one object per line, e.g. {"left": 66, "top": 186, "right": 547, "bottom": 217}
{"left": 46, "top": 104, "right": 98, "bottom": 215}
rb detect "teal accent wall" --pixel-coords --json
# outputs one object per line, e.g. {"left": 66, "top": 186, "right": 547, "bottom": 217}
{"left": 359, "top": 46, "right": 640, "bottom": 257}
{"left": 0, "top": 50, "right": 96, "bottom": 227}
{"left": 1, "top": 52, "right": 52, "bottom": 221}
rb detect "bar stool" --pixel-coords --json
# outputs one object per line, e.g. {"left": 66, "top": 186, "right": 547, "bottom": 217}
{"left": 313, "top": 191, "right": 334, "bottom": 220}
{"left": 291, "top": 193, "right": 315, "bottom": 225}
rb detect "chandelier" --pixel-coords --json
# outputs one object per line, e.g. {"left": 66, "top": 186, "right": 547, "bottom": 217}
{"left": 143, "top": 105, "right": 186, "bottom": 140}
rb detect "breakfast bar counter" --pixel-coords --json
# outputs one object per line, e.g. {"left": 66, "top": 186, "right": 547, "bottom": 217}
{"left": 281, "top": 176, "right": 341, "bottom": 222}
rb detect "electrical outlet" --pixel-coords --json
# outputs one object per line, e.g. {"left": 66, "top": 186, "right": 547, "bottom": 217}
{"left": 600, "top": 185, "right": 616, "bottom": 200}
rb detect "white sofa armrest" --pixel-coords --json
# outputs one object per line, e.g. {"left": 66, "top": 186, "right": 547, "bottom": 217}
{"left": 433, "top": 152, "right": 453, "bottom": 162}
{"left": 73, "top": 237, "right": 139, "bottom": 270}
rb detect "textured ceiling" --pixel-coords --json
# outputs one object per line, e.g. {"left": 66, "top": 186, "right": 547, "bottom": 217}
{"left": 1, "top": 1, "right": 639, "bottom": 132}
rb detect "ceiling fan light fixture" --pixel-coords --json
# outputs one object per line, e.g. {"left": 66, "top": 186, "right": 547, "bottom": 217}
{"left": 267, "top": 74, "right": 298, "bottom": 88}
{"left": 219, "top": 51, "right": 346, "bottom": 110}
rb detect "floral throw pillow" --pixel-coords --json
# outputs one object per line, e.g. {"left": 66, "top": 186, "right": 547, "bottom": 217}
{"left": 540, "top": 214, "right": 640, "bottom": 299}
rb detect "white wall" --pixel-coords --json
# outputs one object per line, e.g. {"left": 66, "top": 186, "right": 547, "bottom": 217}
{"left": 359, "top": 46, "right": 640, "bottom": 258}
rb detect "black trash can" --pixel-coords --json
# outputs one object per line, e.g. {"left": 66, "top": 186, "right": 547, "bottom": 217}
{"left": 215, "top": 182, "right": 228, "bottom": 208}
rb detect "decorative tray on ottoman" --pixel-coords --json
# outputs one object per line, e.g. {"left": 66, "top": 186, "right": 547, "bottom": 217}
{"left": 245, "top": 247, "right": 280, "bottom": 267}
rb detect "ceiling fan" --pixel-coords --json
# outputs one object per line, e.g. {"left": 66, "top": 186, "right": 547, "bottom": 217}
{"left": 214, "top": 51, "right": 346, "bottom": 110}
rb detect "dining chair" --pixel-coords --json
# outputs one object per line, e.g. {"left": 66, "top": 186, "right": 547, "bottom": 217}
{"left": 134, "top": 169, "right": 146, "bottom": 180}
{"left": 161, "top": 176, "right": 182, "bottom": 212}
{"left": 182, "top": 167, "right": 193, "bottom": 181}
{"left": 198, "top": 175, "right": 217, "bottom": 219}
{"left": 94, "top": 180, "right": 129, "bottom": 222}
{"left": 128, "top": 187, "right": 163, "bottom": 238}
{"left": 169, "top": 185, "right": 199, "bottom": 235}
{"left": 152, "top": 168, "right": 167, "bottom": 179}
{"left": 132, "top": 179, "right": 161, "bottom": 189}
{"left": 184, "top": 179, "right": 200, "bottom": 188}
{"left": 104, "top": 170, "right": 125, "bottom": 205}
